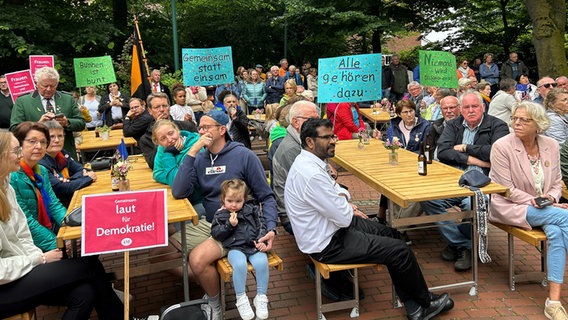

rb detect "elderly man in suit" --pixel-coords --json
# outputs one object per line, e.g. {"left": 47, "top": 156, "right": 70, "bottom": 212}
{"left": 150, "top": 69, "right": 171, "bottom": 100}
{"left": 10, "top": 67, "right": 85, "bottom": 161}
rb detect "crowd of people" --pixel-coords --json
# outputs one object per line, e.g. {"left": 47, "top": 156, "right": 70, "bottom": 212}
{"left": 1, "top": 47, "right": 568, "bottom": 320}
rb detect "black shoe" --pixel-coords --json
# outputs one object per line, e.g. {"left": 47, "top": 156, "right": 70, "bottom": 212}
{"left": 440, "top": 245, "right": 458, "bottom": 261}
{"left": 371, "top": 216, "right": 387, "bottom": 225}
{"left": 429, "top": 292, "right": 454, "bottom": 312}
{"left": 454, "top": 249, "right": 472, "bottom": 271}
{"left": 407, "top": 293, "right": 451, "bottom": 320}
{"left": 401, "top": 231, "right": 412, "bottom": 246}
{"left": 306, "top": 264, "right": 341, "bottom": 301}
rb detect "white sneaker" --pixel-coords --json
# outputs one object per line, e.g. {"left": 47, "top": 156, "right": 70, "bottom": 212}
{"left": 236, "top": 295, "right": 255, "bottom": 320}
{"left": 211, "top": 307, "right": 222, "bottom": 320}
{"left": 253, "top": 294, "right": 269, "bottom": 319}
{"left": 545, "top": 298, "right": 568, "bottom": 320}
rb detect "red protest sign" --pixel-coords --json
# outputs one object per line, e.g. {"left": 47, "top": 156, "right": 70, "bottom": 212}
{"left": 5, "top": 70, "right": 35, "bottom": 103}
{"left": 81, "top": 189, "right": 168, "bottom": 256}
{"left": 29, "top": 55, "right": 54, "bottom": 77}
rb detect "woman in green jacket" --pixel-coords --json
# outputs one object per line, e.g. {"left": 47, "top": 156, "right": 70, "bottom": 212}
{"left": 10, "top": 121, "right": 67, "bottom": 252}
{"left": 152, "top": 119, "right": 205, "bottom": 216}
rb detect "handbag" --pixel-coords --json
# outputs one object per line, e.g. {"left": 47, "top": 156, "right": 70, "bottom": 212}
{"left": 458, "top": 169, "right": 491, "bottom": 188}
{"left": 63, "top": 206, "right": 82, "bottom": 226}
{"left": 91, "top": 157, "right": 112, "bottom": 171}
{"left": 458, "top": 169, "right": 491, "bottom": 264}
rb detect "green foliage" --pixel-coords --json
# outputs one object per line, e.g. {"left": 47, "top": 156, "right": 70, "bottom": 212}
{"left": 160, "top": 70, "right": 183, "bottom": 89}
{"left": 429, "top": 0, "right": 534, "bottom": 66}
{"left": 0, "top": 0, "right": 564, "bottom": 90}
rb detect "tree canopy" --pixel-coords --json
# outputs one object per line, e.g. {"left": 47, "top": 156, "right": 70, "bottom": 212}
{"left": 0, "top": 0, "right": 566, "bottom": 91}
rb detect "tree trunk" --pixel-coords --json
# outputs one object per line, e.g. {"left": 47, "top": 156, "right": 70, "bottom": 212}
{"left": 371, "top": 29, "right": 382, "bottom": 53}
{"left": 523, "top": 0, "right": 568, "bottom": 78}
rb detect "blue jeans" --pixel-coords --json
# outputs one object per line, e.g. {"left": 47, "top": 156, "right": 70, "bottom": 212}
{"left": 526, "top": 205, "right": 568, "bottom": 284}
{"left": 227, "top": 250, "right": 269, "bottom": 295}
{"left": 420, "top": 197, "right": 472, "bottom": 250}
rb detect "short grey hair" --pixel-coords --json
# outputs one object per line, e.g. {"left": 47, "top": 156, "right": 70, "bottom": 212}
{"left": 43, "top": 120, "right": 64, "bottom": 131}
{"left": 147, "top": 92, "right": 170, "bottom": 108}
{"left": 499, "top": 78, "right": 517, "bottom": 91}
{"left": 286, "top": 101, "right": 318, "bottom": 124}
{"left": 407, "top": 81, "right": 421, "bottom": 90}
{"left": 459, "top": 90, "right": 484, "bottom": 106}
{"left": 34, "top": 67, "right": 60, "bottom": 83}
{"left": 512, "top": 101, "right": 550, "bottom": 133}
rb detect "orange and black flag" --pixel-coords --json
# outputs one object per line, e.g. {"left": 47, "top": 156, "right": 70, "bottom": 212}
{"left": 130, "top": 27, "right": 151, "bottom": 101}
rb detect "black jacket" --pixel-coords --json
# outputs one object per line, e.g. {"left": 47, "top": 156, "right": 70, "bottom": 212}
{"left": 437, "top": 114, "right": 509, "bottom": 175}
{"left": 211, "top": 202, "right": 267, "bottom": 254}
{"left": 229, "top": 109, "right": 251, "bottom": 149}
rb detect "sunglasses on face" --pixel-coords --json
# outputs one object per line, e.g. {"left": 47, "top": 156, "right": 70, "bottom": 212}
{"left": 540, "top": 83, "right": 557, "bottom": 89}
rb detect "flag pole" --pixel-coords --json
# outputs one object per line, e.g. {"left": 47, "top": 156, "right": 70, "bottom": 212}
{"left": 133, "top": 16, "right": 151, "bottom": 81}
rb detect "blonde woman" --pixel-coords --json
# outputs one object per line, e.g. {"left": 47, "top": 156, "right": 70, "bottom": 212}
{"left": 279, "top": 79, "right": 298, "bottom": 107}
{"left": 0, "top": 130, "right": 123, "bottom": 319}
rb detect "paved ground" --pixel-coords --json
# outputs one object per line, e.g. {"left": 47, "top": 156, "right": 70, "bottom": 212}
{"left": 34, "top": 142, "right": 561, "bottom": 320}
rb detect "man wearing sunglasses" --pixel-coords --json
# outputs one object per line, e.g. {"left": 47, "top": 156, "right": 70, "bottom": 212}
{"left": 534, "top": 76, "right": 557, "bottom": 105}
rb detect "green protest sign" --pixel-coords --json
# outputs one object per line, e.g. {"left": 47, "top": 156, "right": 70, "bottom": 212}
{"left": 74, "top": 56, "right": 116, "bottom": 87}
{"left": 419, "top": 50, "right": 458, "bottom": 88}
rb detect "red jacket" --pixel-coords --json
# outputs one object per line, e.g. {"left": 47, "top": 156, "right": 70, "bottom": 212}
{"left": 333, "top": 102, "right": 365, "bottom": 140}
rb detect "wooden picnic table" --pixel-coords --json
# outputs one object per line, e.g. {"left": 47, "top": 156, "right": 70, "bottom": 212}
{"left": 78, "top": 130, "right": 137, "bottom": 162}
{"left": 332, "top": 139, "right": 509, "bottom": 297}
{"left": 359, "top": 107, "right": 392, "bottom": 123}
{"left": 56, "top": 155, "right": 197, "bottom": 301}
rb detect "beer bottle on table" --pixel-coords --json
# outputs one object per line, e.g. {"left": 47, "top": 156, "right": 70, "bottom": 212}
{"left": 424, "top": 134, "right": 432, "bottom": 164}
{"left": 418, "top": 142, "right": 427, "bottom": 176}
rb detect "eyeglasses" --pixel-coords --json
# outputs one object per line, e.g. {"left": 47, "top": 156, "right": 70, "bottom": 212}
{"left": 11, "top": 146, "right": 22, "bottom": 157}
{"left": 197, "top": 124, "right": 222, "bottom": 131}
{"left": 462, "top": 62, "right": 468, "bottom": 65}
{"left": 23, "top": 139, "right": 48, "bottom": 148}
{"left": 540, "top": 83, "right": 557, "bottom": 89}
{"left": 315, "top": 134, "right": 338, "bottom": 141}
{"left": 511, "top": 116, "right": 533, "bottom": 124}
{"left": 0, "top": 81, "right": 7, "bottom": 85}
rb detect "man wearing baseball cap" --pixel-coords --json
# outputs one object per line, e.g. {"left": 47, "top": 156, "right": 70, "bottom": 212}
{"left": 172, "top": 109, "right": 277, "bottom": 319}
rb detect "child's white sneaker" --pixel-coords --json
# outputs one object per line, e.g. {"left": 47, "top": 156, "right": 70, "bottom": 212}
{"left": 253, "top": 294, "right": 269, "bottom": 319}
{"left": 236, "top": 294, "right": 255, "bottom": 320}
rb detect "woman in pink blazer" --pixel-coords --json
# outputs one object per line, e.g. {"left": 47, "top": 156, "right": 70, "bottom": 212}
{"left": 489, "top": 101, "right": 568, "bottom": 319}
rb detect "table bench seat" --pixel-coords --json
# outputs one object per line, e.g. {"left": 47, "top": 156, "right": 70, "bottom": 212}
{"left": 3, "top": 309, "right": 35, "bottom": 320}
{"left": 217, "top": 251, "right": 283, "bottom": 319}
{"left": 309, "top": 257, "right": 383, "bottom": 320}
{"left": 491, "top": 222, "right": 547, "bottom": 290}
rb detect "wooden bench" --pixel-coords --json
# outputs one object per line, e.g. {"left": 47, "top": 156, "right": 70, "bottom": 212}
{"left": 3, "top": 309, "right": 36, "bottom": 320}
{"left": 491, "top": 222, "right": 547, "bottom": 290}
{"left": 309, "top": 257, "right": 383, "bottom": 320}
{"left": 216, "top": 251, "right": 283, "bottom": 319}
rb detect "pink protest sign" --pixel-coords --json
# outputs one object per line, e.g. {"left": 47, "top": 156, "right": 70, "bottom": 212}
{"left": 5, "top": 70, "right": 35, "bottom": 103}
{"left": 29, "top": 55, "right": 54, "bottom": 77}
{"left": 81, "top": 189, "right": 168, "bottom": 256}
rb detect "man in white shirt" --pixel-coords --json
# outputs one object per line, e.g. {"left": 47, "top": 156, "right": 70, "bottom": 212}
{"left": 285, "top": 118, "right": 454, "bottom": 320}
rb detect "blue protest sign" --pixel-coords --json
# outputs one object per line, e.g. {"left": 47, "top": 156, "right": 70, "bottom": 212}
{"left": 182, "top": 47, "right": 234, "bottom": 86}
{"left": 317, "top": 53, "right": 382, "bottom": 103}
